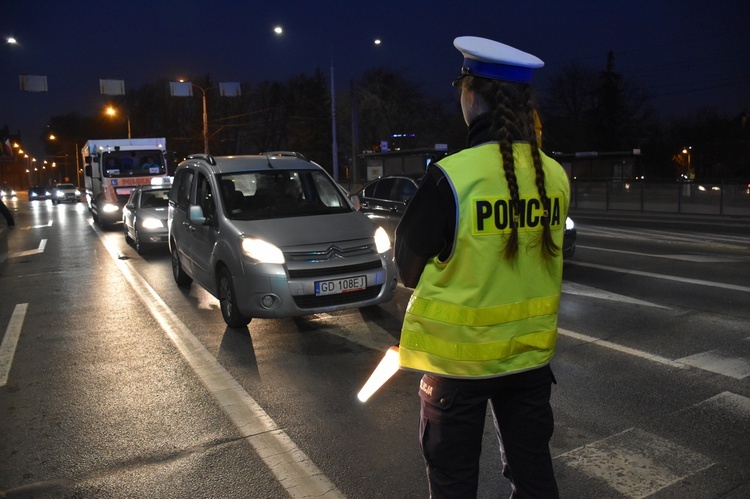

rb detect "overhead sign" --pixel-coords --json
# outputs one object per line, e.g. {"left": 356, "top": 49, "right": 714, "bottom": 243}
{"left": 19, "top": 74, "right": 48, "bottom": 92}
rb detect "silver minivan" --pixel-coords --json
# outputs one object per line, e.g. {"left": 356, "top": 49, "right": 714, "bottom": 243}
{"left": 168, "top": 153, "right": 398, "bottom": 327}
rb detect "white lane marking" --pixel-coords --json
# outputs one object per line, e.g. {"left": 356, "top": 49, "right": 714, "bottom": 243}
{"left": 676, "top": 350, "right": 750, "bottom": 380}
{"left": 0, "top": 303, "right": 29, "bottom": 387}
{"left": 579, "top": 225, "right": 750, "bottom": 248}
{"left": 694, "top": 391, "right": 750, "bottom": 418}
{"left": 576, "top": 244, "right": 749, "bottom": 263}
{"left": 562, "top": 281, "right": 670, "bottom": 309}
{"left": 9, "top": 239, "right": 47, "bottom": 258}
{"left": 556, "top": 428, "right": 714, "bottom": 498}
{"left": 558, "top": 328, "right": 686, "bottom": 369}
{"left": 93, "top": 226, "right": 344, "bottom": 498}
{"left": 565, "top": 260, "right": 750, "bottom": 293}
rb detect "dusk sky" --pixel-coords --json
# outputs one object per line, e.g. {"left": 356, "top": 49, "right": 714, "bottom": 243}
{"left": 3, "top": 0, "right": 749, "bottom": 157}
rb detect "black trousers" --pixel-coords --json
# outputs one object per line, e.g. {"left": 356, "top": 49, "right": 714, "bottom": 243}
{"left": 418, "top": 365, "right": 559, "bottom": 498}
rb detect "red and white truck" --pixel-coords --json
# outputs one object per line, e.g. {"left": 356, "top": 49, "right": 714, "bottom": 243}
{"left": 82, "top": 138, "right": 169, "bottom": 226}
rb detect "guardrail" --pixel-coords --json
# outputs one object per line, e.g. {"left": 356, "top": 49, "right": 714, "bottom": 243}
{"left": 571, "top": 180, "right": 750, "bottom": 216}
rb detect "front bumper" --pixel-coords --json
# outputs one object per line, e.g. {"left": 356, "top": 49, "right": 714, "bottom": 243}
{"left": 232, "top": 256, "right": 398, "bottom": 319}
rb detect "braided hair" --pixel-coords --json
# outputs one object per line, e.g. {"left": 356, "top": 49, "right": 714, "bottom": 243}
{"left": 460, "top": 76, "right": 558, "bottom": 259}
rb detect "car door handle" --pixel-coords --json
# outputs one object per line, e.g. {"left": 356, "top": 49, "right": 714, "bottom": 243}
{"left": 183, "top": 221, "right": 195, "bottom": 232}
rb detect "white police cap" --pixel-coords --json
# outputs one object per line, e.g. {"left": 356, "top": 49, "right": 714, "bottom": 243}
{"left": 453, "top": 36, "right": 544, "bottom": 85}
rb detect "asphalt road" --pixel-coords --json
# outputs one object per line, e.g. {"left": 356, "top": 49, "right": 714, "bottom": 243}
{"left": 1, "top": 197, "right": 749, "bottom": 498}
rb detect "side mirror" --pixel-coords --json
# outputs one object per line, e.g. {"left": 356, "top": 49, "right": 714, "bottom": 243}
{"left": 126, "top": 203, "right": 135, "bottom": 210}
{"left": 188, "top": 204, "right": 205, "bottom": 225}
{"left": 350, "top": 194, "right": 361, "bottom": 211}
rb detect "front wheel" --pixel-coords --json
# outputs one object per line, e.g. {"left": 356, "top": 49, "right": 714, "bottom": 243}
{"left": 218, "top": 267, "right": 251, "bottom": 328}
{"left": 171, "top": 243, "right": 192, "bottom": 287}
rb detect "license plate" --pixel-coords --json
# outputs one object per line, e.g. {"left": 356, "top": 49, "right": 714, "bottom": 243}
{"left": 315, "top": 275, "right": 367, "bottom": 296}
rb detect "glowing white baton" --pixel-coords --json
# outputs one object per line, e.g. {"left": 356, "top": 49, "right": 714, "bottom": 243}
{"left": 357, "top": 346, "right": 400, "bottom": 402}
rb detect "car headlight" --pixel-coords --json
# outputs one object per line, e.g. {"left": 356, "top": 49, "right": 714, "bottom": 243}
{"left": 75, "top": 189, "right": 81, "bottom": 196}
{"left": 102, "top": 203, "right": 120, "bottom": 213}
{"left": 374, "top": 226, "right": 391, "bottom": 253}
{"left": 141, "top": 217, "right": 164, "bottom": 229}
{"left": 565, "top": 217, "right": 575, "bottom": 231}
{"left": 241, "top": 237, "right": 285, "bottom": 264}
{"left": 56, "top": 191, "right": 65, "bottom": 198}
{"left": 30, "top": 192, "right": 37, "bottom": 198}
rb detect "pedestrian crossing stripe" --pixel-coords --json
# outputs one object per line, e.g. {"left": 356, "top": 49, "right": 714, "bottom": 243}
{"left": 556, "top": 427, "right": 714, "bottom": 497}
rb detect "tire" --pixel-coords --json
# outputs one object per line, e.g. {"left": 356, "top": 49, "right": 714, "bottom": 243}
{"left": 218, "top": 267, "right": 251, "bottom": 327}
{"left": 171, "top": 243, "right": 192, "bottom": 287}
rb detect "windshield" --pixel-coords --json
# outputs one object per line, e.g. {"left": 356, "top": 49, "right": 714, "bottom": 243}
{"left": 218, "top": 170, "right": 351, "bottom": 220}
{"left": 102, "top": 150, "right": 166, "bottom": 178}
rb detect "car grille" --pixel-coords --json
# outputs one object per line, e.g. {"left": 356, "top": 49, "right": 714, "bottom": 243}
{"left": 284, "top": 243, "right": 374, "bottom": 262}
{"left": 293, "top": 286, "right": 382, "bottom": 309}
{"left": 287, "top": 260, "right": 382, "bottom": 279}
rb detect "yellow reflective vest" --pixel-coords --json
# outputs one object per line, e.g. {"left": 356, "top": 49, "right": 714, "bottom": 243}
{"left": 399, "top": 142, "right": 570, "bottom": 378}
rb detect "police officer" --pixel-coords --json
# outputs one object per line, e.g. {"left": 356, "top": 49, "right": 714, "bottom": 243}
{"left": 395, "top": 36, "right": 570, "bottom": 498}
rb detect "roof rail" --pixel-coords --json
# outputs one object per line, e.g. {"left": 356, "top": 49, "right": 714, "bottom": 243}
{"left": 261, "top": 151, "right": 309, "bottom": 161}
{"left": 186, "top": 154, "right": 216, "bottom": 166}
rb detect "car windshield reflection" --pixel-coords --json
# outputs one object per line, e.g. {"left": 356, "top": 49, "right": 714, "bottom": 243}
{"left": 219, "top": 170, "right": 351, "bottom": 220}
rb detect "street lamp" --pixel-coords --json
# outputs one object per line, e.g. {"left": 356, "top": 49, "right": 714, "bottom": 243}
{"left": 274, "top": 25, "right": 340, "bottom": 181}
{"left": 170, "top": 79, "right": 241, "bottom": 155}
{"left": 105, "top": 106, "right": 131, "bottom": 139}
{"left": 273, "top": 26, "right": 381, "bottom": 182}
{"left": 182, "top": 81, "right": 209, "bottom": 154}
{"left": 682, "top": 147, "right": 692, "bottom": 179}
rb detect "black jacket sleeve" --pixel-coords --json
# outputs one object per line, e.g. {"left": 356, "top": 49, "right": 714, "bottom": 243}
{"left": 394, "top": 165, "right": 456, "bottom": 288}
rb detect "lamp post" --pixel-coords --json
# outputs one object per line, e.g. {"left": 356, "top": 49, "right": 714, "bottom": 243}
{"left": 105, "top": 106, "right": 131, "bottom": 139}
{"left": 274, "top": 26, "right": 340, "bottom": 181}
{"left": 184, "top": 82, "right": 210, "bottom": 155}
{"left": 177, "top": 80, "right": 210, "bottom": 154}
{"left": 273, "top": 27, "right": 381, "bottom": 183}
{"left": 170, "top": 80, "right": 240, "bottom": 155}
{"left": 682, "top": 147, "right": 692, "bottom": 179}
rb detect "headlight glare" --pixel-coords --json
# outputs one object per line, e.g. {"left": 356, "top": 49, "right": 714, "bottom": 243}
{"left": 241, "top": 237, "right": 285, "bottom": 264}
{"left": 565, "top": 217, "right": 575, "bottom": 231}
{"left": 374, "top": 226, "right": 391, "bottom": 253}
{"left": 141, "top": 217, "right": 164, "bottom": 229}
{"left": 102, "top": 203, "right": 120, "bottom": 213}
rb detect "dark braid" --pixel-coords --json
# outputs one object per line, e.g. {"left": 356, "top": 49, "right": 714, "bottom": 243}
{"left": 462, "top": 76, "right": 558, "bottom": 259}
{"left": 494, "top": 84, "right": 522, "bottom": 258}
{"left": 523, "top": 86, "right": 559, "bottom": 257}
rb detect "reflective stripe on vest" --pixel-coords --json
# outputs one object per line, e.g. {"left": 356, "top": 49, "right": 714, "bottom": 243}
{"left": 398, "top": 142, "right": 569, "bottom": 378}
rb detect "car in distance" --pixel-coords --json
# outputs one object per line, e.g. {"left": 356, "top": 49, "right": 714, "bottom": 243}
{"left": 28, "top": 185, "right": 51, "bottom": 201}
{"left": 1, "top": 184, "right": 16, "bottom": 200}
{"left": 352, "top": 173, "right": 577, "bottom": 258}
{"left": 51, "top": 183, "right": 81, "bottom": 204}
{"left": 350, "top": 173, "right": 422, "bottom": 239}
{"left": 563, "top": 216, "right": 576, "bottom": 258}
{"left": 168, "top": 152, "right": 398, "bottom": 327}
{"left": 123, "top": 183, "right": 171, "bottom": 254}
